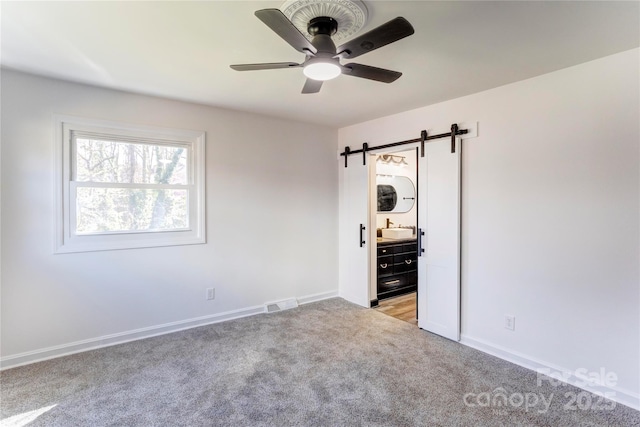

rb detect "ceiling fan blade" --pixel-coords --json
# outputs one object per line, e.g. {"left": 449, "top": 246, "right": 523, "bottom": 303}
{"left": 302, "top": 79, "right": 323, "bottom": 94}
{"left": 230, "top": 62, "right": 301, "bottom": 71}
{"left": 342, "top": 63, "right": 402, "bottom": 83}
{"left": 255, "top": 9, "right": 317, "bottom": 55}
{"left": 337, "top": 17, "right": 414, "bottom": 59}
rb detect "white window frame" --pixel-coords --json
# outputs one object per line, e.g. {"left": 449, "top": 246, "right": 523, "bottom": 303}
{"left": 54, "top": 115, "right": 206, "bottom": 253}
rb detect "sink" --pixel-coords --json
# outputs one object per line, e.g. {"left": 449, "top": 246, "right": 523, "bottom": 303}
{"left": 381, "top": 228, "right": 413, "bottom": 239}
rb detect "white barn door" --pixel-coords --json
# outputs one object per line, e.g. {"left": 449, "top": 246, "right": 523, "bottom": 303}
{"left": 417, "top": 138, "right": 461, "bottom": 340}
{"left": 338, "top": 157, "right": 370, "bottom": 307}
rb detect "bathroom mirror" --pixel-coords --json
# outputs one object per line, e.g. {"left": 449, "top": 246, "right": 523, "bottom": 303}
{"left": 376, "top": 175, "right": 416, "bottom": 213}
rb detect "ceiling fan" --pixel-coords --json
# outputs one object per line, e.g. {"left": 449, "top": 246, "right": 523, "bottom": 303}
{"left": 230, "top": 8, "right": 415, "bottom": 94}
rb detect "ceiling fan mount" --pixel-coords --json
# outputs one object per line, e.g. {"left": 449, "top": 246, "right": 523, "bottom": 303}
{"left": 307, "top": 17, "right": 338, "bottom": 37}
{"left": 230, "top": 8, "right": 414, "bottom": 94}
{"left": 282, "top": 0, "right": 368, "bottom": 43}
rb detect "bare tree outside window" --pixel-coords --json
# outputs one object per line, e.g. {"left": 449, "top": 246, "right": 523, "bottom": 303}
{"left": 74, "top": 138, "right": 189, "bottom": 234}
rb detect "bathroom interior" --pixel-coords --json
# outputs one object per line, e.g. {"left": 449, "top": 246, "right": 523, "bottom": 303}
{"left": 374, "top": 149, "right": 418, "bottom": 325}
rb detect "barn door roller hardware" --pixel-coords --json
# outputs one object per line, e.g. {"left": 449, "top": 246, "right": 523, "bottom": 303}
{"left": 340, "top": 123, "right": 468, "bottom": 167}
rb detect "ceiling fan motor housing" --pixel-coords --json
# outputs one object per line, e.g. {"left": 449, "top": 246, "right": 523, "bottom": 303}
{"left": 303, "top": 17, "right": 341, "bottom": 81}
{"left": 307, "top": 17, "right": 338, "bottom": 55}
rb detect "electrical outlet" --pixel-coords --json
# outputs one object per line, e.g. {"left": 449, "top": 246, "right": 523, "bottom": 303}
{"left": 206, "top": 288, "right": 215, "bottom": 300}
{"left": 505, "top": 315, "right": 515, "bottom": 331}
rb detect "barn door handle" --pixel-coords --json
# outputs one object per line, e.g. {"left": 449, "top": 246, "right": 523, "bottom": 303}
{"left": 417, "top": 228, "right": 425, "bottom": 257}
{"left": 359, "top": 224, "right": 366, "bottom": 247}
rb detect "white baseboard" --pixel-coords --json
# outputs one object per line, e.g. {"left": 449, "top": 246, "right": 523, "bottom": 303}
{"left": 460, "top": 335, "right": 640, "bottom": 411}
{"left": 297, "top": 290, "right": 338, "bottom": 305}
{"left": 0, "top": 290, "right": 339, "bottom": 371}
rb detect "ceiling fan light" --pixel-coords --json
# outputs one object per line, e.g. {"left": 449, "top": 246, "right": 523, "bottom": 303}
{"left": 303, "top": 62, "right": 341, "bottom": 81}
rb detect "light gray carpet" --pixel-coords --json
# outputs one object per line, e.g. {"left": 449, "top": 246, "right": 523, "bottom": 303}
{"left": 1, "top": 298, "right": 639, "bottom": 426}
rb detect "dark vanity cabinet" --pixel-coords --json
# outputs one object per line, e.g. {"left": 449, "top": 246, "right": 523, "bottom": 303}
{"left": 377, "top": 239, "right": 417, "bottom": 300}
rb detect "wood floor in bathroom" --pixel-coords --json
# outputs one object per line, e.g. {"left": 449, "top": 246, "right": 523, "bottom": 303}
{"left": 375, "top": 292, "right": 417, "bottom": 325}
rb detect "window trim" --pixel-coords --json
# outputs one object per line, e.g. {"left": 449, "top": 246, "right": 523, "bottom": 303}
{"left": 54, "top": 115, "right": 206, "bottom": 253}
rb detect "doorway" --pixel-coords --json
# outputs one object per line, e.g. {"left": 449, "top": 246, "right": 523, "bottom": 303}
{"left": 372, "top": 148, "right": 419, "bottom": 325}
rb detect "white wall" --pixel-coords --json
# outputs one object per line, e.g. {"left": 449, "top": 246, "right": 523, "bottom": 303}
{"left": 0, "top": 70, "right": 338, "bottom": 364}
{"left": 339, "top": 49, "right": 639, "bottom": 404}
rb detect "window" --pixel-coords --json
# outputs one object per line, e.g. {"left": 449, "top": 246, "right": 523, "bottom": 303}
{"left": 54, "top": 115, "right": 205, "bottom": 253}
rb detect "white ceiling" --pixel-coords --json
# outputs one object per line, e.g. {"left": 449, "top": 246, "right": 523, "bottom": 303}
{"left": 2, "top": 1, "right": 638, "bottom": 128}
